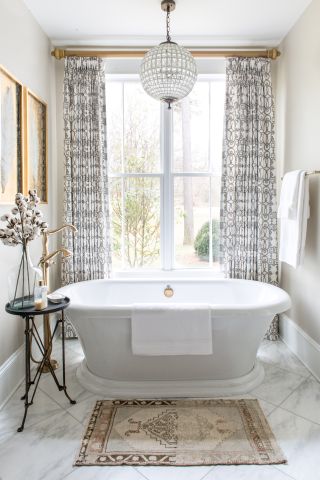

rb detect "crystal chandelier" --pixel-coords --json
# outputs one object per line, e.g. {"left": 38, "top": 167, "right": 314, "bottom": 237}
{"left": 140, "top": 0, "right": 197, "bottom": 109}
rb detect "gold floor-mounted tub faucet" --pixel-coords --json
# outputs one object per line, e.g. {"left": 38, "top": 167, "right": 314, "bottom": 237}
{"left": 38, "top": 224, "right": 77, "bottom": 372}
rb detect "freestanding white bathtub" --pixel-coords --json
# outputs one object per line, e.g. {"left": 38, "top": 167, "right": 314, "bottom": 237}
{"left": 57, "top": 278, "right": 291, "bottom": 398}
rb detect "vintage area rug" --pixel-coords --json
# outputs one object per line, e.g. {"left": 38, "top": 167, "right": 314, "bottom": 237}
{"left": 74, "top": 399, "right": 286, "bottom": 467}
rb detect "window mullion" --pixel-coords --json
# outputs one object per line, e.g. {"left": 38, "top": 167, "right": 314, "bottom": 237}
{"left": 161, "top": 105, "right": 174, "bottom": 270}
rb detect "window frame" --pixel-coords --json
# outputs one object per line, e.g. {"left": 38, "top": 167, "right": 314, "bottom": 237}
{"left": 106, "top": 73, "right": 225, "bottom": 276}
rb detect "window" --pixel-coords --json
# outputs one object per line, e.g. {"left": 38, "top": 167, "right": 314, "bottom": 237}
{"left": 106, "top": 74, "right": 225, "bottom": 271}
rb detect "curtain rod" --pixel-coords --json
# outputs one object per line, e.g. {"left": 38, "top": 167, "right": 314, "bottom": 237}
{"left": 51, "top": 47, "right": 280, "bottom": 60}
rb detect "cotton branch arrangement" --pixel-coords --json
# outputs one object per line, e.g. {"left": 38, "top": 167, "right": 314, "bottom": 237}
{"left": 0, "top": 190, "right": 48, "bottom": 246}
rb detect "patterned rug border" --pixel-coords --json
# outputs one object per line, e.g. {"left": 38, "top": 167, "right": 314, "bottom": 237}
{"left": 74, "top": 398, "right": 287, "bottom": 467}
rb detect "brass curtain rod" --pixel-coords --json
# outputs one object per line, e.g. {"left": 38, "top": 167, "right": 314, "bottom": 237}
{"left": 51, "top": 47, "right": 280, "bottom": 60}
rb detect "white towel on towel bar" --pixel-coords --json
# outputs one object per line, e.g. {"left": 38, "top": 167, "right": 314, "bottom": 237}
{"left": 278, "top": 170, "right": 302, "bottom": 219}
{"left": 279, "top": 170, "right": 310, "bottom": 268}
{"left": 131, "top": 304, "right": 212, "bottom": 356}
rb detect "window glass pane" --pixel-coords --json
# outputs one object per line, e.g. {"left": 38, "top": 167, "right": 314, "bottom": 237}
{"left": 123, "top": 177, "right": 161, "bottom": 269}
{"left": 123, "top": 83, "right": 160, "bottom": 173}
{"left": 211, "top": 174, "right": 221, "bottom": 272}
{"left": 110, "top": 176, "right": 161, "bottom": 270}
{"left": 210, "top": 80, "right": 225, "bottom": 174}
{"left": 173, "top": 82, "right": 210, "bottom": 173}
{"left": 110, "top": 178, "right": 123, "bottom": 270}
{"left": 174, "top": 177, "right": 211, "bottom": 268}
{"left": 106, "top": 82, "right": 123, "bottom": 173}
{"left": 174, "top": 175, "right": 222, "bottom": 270}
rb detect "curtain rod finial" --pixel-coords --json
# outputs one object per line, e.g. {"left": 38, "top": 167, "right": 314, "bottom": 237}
{"left": 51, "top": 48, "right": 65, "bottom": 60}
{"left": 268, "top": 48, "right": 280, "bottom": 60}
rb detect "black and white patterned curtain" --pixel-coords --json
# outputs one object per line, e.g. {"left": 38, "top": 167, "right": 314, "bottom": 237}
{"left": 220, "top": 57, "right": 278, "bottom": 340}
{"left": 62, "top": 57, "right": 111, "bottom": 337}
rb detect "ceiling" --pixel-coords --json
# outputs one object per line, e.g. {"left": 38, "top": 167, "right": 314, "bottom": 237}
{"left": 22, "top": 0, "right": 312, "bottom": 47}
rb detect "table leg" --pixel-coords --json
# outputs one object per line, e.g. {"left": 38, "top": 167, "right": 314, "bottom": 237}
{"left": 60, "top": 311, "right": 76, "bottom": 405}
{"left": 18, "top": 316, "right": 32, "bottom": 432}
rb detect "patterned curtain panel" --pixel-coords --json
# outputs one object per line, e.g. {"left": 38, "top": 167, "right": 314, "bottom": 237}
{"left": 220, "top": 57, "right": 279, "bottom": 340}
{"left": 62, "top": 57, "right": 111, "bottom": 337}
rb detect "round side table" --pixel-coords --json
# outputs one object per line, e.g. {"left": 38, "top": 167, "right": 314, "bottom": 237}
{"left": 5, "top": 297, "right": 76, "bottom": 432}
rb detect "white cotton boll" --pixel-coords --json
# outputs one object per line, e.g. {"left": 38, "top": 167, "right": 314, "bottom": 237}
{"left": 11, "top": 207, "right": 19, "bottom": 215}
{"left": 1, "top": 214, "right": 10, "bottom": 222}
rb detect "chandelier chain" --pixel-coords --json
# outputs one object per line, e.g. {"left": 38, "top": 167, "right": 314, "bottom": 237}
{"left": 166, "top": 6, "right": 171, "bottom": 42}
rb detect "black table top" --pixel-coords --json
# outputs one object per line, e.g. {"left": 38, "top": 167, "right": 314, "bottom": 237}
{"left": 5, "top": 297, "right": 70, "bottom": 317}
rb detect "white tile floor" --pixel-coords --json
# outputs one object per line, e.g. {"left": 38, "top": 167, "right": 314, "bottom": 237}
{"left": 0, "top": 339, "right": 320, "bottom": 480}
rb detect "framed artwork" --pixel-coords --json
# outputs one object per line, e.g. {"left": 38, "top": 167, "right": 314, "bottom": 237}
{"left": 25, "top": 89, "right": 48, "bottom": 203}
{"left": 0, "top": 66, "right": 23, "bottom": 204}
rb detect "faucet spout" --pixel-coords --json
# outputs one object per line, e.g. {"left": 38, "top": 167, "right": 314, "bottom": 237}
{"left": 46, "top": 224, "right": 78, "bottom": 236}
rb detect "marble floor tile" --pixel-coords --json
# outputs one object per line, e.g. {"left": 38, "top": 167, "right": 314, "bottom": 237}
{"left": 136, "top": 466, "right": 213, "bottom": 480}
{"left": 64, "top": 338, "right": 84, "bottom": 357}
{"left": 66, "top": 394, "right": 102, "bottom": 425}
{"left": 251, "top": 362, "right": 306, "bottom": 406}
{"left": 201, "top": 465, "right": 297, "bottom": 480}
{"left": 257, "top": 398, "right": 278, "bottom": 416}
{"left": 0, "top": 410, "right": 83, "bottom": 480}
{"left": 258, "top": 341, "right": 310, "bottom": 378}
{"left": 0, "top": 384, "right": 63, "bottom": 440}
{"left": 63, "top": 466, "right": 148, "bottom": 480}
{"left": 39, "top": 361, "right": 92, "bottom": 409}
{"left": 268, "top": 407, "right": 320, "bottom": 480}
{"left": 281, "top": 376, "right": 320, "bottom": 425}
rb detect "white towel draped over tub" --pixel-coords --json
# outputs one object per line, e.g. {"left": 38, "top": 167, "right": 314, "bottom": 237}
{"left": 131, "top": 304, "right": 212, "bottom": 356}
{"left": 278, "top": 170, "right": 310, "bottom": 268}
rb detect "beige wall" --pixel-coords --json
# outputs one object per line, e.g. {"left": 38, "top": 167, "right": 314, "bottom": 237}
{"left": 276, "top": 0, "right": 320, "bottom": 344}
{"left": 0, "top": 0, "right": 57, "bottom": 366}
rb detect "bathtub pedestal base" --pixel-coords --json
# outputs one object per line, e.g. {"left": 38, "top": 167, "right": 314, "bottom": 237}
{"left": 76, "top": 360, "right": 265, "bottom": 398}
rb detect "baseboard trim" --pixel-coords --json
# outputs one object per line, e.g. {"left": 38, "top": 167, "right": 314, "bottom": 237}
{"left": 0, "top": 345, "right": 25, "bottom": 411}
{"left": 280, "top": 313, "right": 320, "bottom": 382}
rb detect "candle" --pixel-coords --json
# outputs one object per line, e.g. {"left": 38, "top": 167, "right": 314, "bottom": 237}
{"left": 34, "top": 299, "right": 44, "bottom": 311}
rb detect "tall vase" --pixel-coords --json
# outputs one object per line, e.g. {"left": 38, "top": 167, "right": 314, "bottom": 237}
{"left": 8, "top": 242, "right": 41, "bottom": 309}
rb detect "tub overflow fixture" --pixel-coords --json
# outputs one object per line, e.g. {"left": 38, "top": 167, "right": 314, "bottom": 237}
{"left": 164, "top": 285, "right": 174, "bottom": 297}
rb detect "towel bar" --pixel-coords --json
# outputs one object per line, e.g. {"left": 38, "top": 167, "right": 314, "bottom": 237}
{"left": 281, "top": 170, "right": 320, "bottom": 180}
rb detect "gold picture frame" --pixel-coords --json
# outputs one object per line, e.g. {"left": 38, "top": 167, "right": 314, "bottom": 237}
{"left": 24, "top": 88, "right": 48, "bottom": 203}
{"left": 0, "top": 65, "right": 24, "bottom": 204}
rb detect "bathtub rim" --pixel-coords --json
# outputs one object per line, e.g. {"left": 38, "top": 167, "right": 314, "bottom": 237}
{"left": 56, "top": 277, "right": 291, "bottom": 316}
{"left": 76, "top": 359, "right": 265, "bottom": 398}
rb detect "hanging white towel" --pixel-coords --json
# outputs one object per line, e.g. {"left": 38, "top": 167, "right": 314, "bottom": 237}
{"left": 279, "top": 170, "right": 310, "bottom": 268}
{"left": 278, "top": 170, "right": 302, "bottom": 220}
{"left": 131, "top": 304, "right": 212, "bottom": 356}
